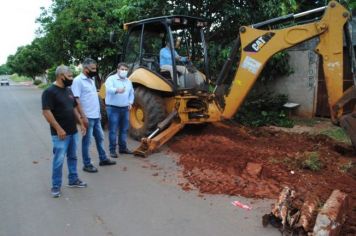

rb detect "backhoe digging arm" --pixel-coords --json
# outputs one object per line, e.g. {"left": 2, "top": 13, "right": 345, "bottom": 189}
{"left": 220, "top": 1, "right": 350, "bottom": 124}
{"left": 131, "top": 1, "right": 354, "bottom": 157}
{"left": 134, "top": 110, "right": 185, "bottom": 157}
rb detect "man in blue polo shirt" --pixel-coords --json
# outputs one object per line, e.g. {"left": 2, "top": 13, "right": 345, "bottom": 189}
{"left": 160, "top": 41, "right": 204, "bottom": 88}
{"left": 160, "top": 41, "right": 189, "bottom": 87}
{"left": 105, "top": 62, "right": 134, "bottom": 157}
{"left": 71, "top": 58, "right": 116, "bottom": 173}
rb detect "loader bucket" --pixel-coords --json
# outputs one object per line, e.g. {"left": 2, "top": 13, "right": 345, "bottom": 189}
{"left": 134, "top": 122, "right": 185, "bottom": 157}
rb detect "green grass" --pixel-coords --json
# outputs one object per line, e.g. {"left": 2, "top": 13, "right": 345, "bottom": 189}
{"left": 339, "top": 161, "right": 354, "bottom": 173}
{"left": 33, "top": 79, "right": 42, "bottom": 86}
{"left": 302, "top": 152, "right": 322, "bottom": 171}
{"left": 291, "top": 117, "right": 350, "bottom": 144}
{"left": 320, "top": 127, "right": 351, "bottom": 144}
{"left": 10, "top": 74, "right": 32, "bottom": 82}
{"left": 275, "top": 151, "right": 323, "bottom": 172}
{"left": 293, "top": 117, "right": 323, "bottom": 127}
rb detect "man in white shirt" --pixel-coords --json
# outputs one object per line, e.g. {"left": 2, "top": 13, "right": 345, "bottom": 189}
{"left": 105, "top": 62, "right": 134, "bottom": 157}
{"left": 71, "top": 58, "right": 116, "bottom": 173}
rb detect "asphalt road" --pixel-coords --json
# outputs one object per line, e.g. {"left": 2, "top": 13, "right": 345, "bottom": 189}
{"left": 0, "top": 80, "right": 279, "bottom": 236}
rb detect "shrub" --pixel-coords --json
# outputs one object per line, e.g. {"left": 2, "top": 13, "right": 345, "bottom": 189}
{"left": 38, "top": 83, "right": 51, "bottom": 89}
{"left": 33, "top": 79, "right": 42, "bottom": 85}
{"left": 234, "top": 91, "right": 294, "bottom": 127}
{"left": 10, "top": 74, "right": 31, "bottom": 82}
{"left": 302, "top": 152, "right": 322, "bottom": 171}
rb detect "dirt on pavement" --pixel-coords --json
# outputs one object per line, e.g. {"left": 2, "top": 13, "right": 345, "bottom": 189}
{"left": 168, "top": 122, "right": 356, "bottom": 235}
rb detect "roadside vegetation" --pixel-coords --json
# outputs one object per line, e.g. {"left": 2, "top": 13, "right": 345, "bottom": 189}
{"left": 270, "top": 151, "right": 323, "bottom": 172}
{"left": 320, "top": 127, "right": 351, "bottom": 144}
{"left": 33, "top": 79, "right": 42, "bottom": 86}
{"left": 301, "top": 151, "right": 323, "bottom": 171}
{"left": 235, "top": 91, "right": 294, "bottom": 128}
{"left": 10, "top": 74, "right": 32, "bottom": 82}
{"left": 339, "top": 161, "right": 354, "bottom": 173}
{"left": 293, "top": 117, "right": 322, "bottom": 127}
{"left": 38, "top": 83, "right": 51, "bottom": 90}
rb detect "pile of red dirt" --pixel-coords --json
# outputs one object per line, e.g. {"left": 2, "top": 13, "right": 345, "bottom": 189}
{"left": 168, "top": 122, "right": 356, "bottom": 235}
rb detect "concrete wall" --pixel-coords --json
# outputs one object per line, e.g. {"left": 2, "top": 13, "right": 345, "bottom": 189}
{"left": 266, "top": 40, "right": 319, "bottom": 118}
{"left": 261, "top": 17, "right": 355, "bottom": 118}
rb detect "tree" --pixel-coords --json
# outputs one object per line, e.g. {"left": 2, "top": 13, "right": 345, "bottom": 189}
{"left": 6, "top": 38, "right": 53, "bottom": 79}
{"left": 35, "top": 0, "right": 354, "bottom": 78}
{"left": 36, "top": 0, "right": 173, "bottom": 75}
{"left": 37, "top": 0, "right": 124, "bottom": 74}
{"left": 0, "top": 64, "right": 12, "bottom": 75}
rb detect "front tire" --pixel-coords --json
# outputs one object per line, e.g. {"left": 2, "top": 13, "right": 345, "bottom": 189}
{"left": 129, "top": 86, "right": 166, "bottom": 140}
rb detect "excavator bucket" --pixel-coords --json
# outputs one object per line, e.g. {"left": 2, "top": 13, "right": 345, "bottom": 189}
{"left": 134, "top": 122, "right": 185, "bottom": 157}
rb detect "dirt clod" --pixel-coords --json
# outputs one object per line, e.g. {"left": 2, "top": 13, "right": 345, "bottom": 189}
{"left": 169, "top": 123, "right": 356, "bottom": 234}
{"left": 245, "top": 162, "right": 263, "bottom": 177}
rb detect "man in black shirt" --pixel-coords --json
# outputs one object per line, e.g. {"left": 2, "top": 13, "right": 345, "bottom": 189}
{"left": 42, "top": 65, "right": 87, "bottom": 198}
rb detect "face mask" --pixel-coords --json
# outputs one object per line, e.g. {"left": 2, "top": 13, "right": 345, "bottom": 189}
{"left": 62, "top": 76, "right": 73, "bottom": 87}
{"left": 87, "top": 70, "right": 97, "bottom": 78}
{"left": 119, "top": 70, "right": 128, "bottom": 78}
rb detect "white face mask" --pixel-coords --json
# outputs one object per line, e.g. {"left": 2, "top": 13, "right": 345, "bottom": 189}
{"left": 119, "top": 70, "right": 128, "bottom": 78}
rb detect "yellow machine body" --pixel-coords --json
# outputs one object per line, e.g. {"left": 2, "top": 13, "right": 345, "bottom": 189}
{"left": 103, "top": 1, "right": 352, "bottom": 156}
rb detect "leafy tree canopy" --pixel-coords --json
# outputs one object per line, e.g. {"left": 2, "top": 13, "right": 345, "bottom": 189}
{"left": 0, "top": 64, "right": 12, "bottom": 75}
{"left": 6, "top": 38, "right": 53, "bottom": 79}
{"left": 6, "top": 0, "right": 355, "bottom": 78}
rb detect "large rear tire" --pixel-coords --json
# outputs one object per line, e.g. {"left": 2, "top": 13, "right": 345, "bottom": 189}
{"left": 129, "top": 86, "right": 166, "bottom": 140}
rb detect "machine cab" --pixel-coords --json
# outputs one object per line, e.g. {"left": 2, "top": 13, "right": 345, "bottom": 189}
{"left": 122, "top": 15, "right": 210, "bottom": 91}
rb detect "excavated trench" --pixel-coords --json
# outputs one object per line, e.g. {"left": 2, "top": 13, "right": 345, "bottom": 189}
{"left": 168, "top": 122, "right": 356, "bottom": 235}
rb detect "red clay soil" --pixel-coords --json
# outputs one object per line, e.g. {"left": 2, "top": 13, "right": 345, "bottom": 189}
{"left": 168, "top": 122, "right": 356, "bottom": 235}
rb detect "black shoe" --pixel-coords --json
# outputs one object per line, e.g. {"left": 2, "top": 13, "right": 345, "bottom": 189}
{"left": 99, "top": 159, "right": 116, "bottom": 166}
{"left": 67, "top": 179, "right": 87, "bottom": 188}
{"left": 83, "top": 164, "right": 98, "bottom": 173}
{"left": 119, "top": 149, "right": 133, "bottom": 154}
{"left": 110, "top": 152, "right": 118, "bottom": 158}
{"left": 51, "top": 187, "right": 61, "bottom": 198}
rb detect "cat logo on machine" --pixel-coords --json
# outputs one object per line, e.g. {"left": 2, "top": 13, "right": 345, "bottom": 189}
{"left": 244, "top": 32, "right": 275, "bottom": 53}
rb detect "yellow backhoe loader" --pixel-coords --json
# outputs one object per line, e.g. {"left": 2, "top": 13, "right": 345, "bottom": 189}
{"left": 99, "top": 1, "right": 355, "bottom": 157}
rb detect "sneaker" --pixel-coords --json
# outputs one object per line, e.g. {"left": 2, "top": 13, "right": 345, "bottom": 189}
{"left": 99, "top": 159, "right": 116, "bottom": 166}
{"left": 67, "top": 179, "right": 87, "bottom": 188}
{"left": 83, "top": 164, "right": 98, "bottom": 173}
{"left": 51, "top": 187, "right": 61, "bottom": 198}
{"left": 110, "top": 152, "right": 118, "bottom": 158}
{"left": 119, "top": 149, "right": 133, "bottom": 154}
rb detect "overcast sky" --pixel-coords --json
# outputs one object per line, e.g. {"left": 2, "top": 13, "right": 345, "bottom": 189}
{"left": 0, "top": 0, "right": 52, "bottom": 65}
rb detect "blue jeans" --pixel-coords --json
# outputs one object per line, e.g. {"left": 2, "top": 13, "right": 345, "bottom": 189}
{"left": 82, "top": 118, "right": 107, "bottom": 167}
{"left": 106, "top": 106, "right": 129, "bottom": 153}
{"left": 51, "top": 132, "right": 79, "bottom": 188}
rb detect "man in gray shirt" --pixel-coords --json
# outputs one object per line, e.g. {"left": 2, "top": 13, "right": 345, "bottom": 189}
{"left": 71, "top": 58, "right": 116, "bottom": 172}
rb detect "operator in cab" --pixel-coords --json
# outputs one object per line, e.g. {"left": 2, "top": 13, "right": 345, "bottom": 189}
{"left": 159, "top": 39, "right": 204, "bottom": 89}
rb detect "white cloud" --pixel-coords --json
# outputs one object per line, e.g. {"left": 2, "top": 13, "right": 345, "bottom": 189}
{"left": 0, "top": 0, "right": 52, "bottom": 64}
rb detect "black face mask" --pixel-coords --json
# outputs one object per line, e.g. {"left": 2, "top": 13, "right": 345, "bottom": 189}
{"left": 62, "top": 76, "right": 73, "bottom": 87}
{"left": 87, "top": 70, "right": 97, "bottom": 78}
